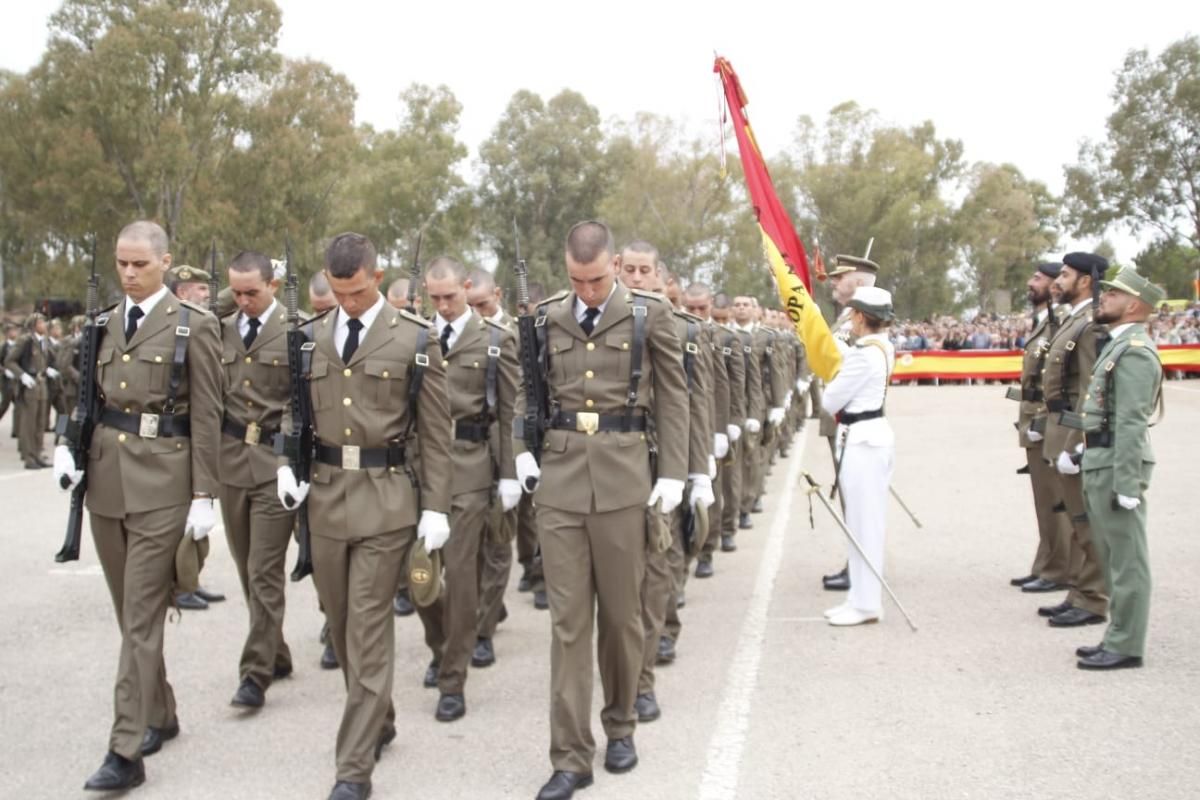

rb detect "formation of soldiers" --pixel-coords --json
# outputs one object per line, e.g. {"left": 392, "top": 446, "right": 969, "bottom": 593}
{"left": 1007, "top": 253, "right": 1163, "bottom": 671}
{"left": 42, "top": 219, "right": 816, "bottom": 800}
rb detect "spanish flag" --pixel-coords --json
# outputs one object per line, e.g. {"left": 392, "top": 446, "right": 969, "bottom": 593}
{"left": 714, "top": 56, "right": 841, "bottom": 381}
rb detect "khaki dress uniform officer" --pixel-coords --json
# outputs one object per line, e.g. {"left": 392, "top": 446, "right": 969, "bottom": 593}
{"left": 706, "top": 309, "right": 747, "bottom": 570}
{"left": 4, "top": 314, "right": 53, "bottom": 468}
{"left": 729, "top": 308, "right": 765, "bottom": 535}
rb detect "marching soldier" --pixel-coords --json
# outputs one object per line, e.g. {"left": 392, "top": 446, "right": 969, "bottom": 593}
{"left": 54, "top": 316, "right": 86, "bottom": 436}
{"left": 1038, "top": 252, "right": 1109, "bottom": 628}
{"left": 275, "top": 232, "right": 453, "bottom": 800}
{"left": 1007, "top": 262, "right": 1072, "bottom": 594}
{"left": 5, "top": 313, "right": 55, "bottom": 469}
{"left": 1076, "top": 267, "right": 1164, "bottom": 670}
{"left": 731, "top": 295, "right": 772, "bottom": 534}
{"left": 704, "top": 294, "right": 747, "bottom": 574}
{"left": 217, "top": 251, "right": 298, "bottom": 708}
{"left": 52, "top": 220, "right": 222, "bottom": 791}
{"left": 0, "top": 322, "right": 18, "bottom": 433}
{"left": 416, "top": 257, "right": 520, "bottom": 721}
{"left": 514, "top": 221, "right": 688, "bottom": 800}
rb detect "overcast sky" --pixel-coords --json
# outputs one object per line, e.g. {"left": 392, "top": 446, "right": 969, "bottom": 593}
{"left": 2, "top": 0, "right": 1193, "bottom": 261}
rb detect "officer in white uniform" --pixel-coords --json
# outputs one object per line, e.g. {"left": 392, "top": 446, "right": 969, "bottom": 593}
{"left": 820, "top": 287, "right": 896, "bottom": 626}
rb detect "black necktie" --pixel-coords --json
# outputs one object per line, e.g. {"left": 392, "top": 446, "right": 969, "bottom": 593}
{"left": 342, "top": 318, "right": 364, "bottom": 364}
{"left": 243, "top": 317, "right": 261, "bottom": 349}
{"left": 581, "top": 307, "right": 601, "bottom": 336}
{"left": 125, "top": 306, "right": 144, "bottom": 342}
{"left": 440, "top": 323, "right": 453, "bottom": 354}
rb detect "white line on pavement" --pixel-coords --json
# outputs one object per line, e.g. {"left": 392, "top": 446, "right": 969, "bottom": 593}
{"left": 1164, "top": 383, "right": 1200, "bottom": 394}
{"left": 0, "top": 469, "right": 44, "bottom": 483}
{"left": 697, "top": 433, "right": 807, "bottom": 800}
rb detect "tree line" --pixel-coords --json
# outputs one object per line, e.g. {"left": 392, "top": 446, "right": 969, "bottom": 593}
{"left": 1, "top": 0, "right": 1197, "bottom": 318}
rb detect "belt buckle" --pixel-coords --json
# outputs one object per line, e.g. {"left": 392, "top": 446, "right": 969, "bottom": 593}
{"left": 342, "top": 445, "right": 361, "bottom": 471}
{"left": 244, "top": 421, "right": 261, "bottom": 446}
{"left": 576, "top": 412, "right": 599, "bottom": 436}
{"left": 139, "top": 413, "right": 160, "bottom": 439}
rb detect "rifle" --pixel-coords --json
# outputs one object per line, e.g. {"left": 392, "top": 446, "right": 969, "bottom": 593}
{"left": 512, "top": 221, "right": 548, "bottom": 478}
{"left": 278, "top": 239, "right": 316, "bottom": 582}
{"left": 54, "top": 236, "right": 102, "bottom": 562}
{"left": 208, "top": 239, "right": 220, "bottom": 315}
{"left": 406, "top": 229, "right": 423, "bottom": 311}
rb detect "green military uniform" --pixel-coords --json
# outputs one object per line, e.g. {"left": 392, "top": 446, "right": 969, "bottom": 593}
{"left": 743, "top": 324, "right": 785, "bottom": 515}
{"left": 709, "top": 321, "right": 747, "bottom": 559}
{"left": 4, "top": 325, "right": 52, "bottom": 467}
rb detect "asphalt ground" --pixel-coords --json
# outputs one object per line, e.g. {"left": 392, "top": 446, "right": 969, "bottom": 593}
{"left": 1, "top": 381, "right": 1198, "bottom": 799}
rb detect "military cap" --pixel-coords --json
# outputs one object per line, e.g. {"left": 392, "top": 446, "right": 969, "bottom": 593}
{"left": 686, "top": 501, "right": 710, "bottom": 558}
{"left": 408, "top": 541, "right": 442, "bottom": 608}
{"left": 1101, "top": 266, "right": 1167, "bottom": 309}
{"left": 1036, "top": 262, "right": 1062, "bottom": 279}
{"left": 847, "top": 286, "right": 894, "bottom": 321}
{"left": 216, "top": 285, "right": 237, "bottom": 317}
{"left": 174, "top": 535, "right": 209, "bottom": 594}
{"left": 1061, "top": 252, "right": 1108, "bottom": 280}
{"left": 829, "top": 254, "right": 880, "bottom": 277}
{"left": 168, "top": 264, "right": 212, "bottom": 284}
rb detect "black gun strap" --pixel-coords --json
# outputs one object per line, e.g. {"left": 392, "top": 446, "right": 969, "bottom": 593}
{"left": 484, "top": 323, "right": 501, "bottom": 417}
{"left": 762, "top": 329, "right": 775, "bottom": 399}
{"left": 404, "top": 326, "right": 430, "bottom": 441}
{"left": 163, "top": 306, "right": 191, "bottom": 415}
{"left": 683, "top": 319, "right": 699, "bottom": 392}
{"left": 1055, "top": 315, "right": 1089, "bottom": 407}
{"left": 624, "top": 296, "right": 648, "bottom": 430}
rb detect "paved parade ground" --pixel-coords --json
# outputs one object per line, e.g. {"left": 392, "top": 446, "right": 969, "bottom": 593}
{"left": 2, "top": 383, "right": 1198, "bottom": 800}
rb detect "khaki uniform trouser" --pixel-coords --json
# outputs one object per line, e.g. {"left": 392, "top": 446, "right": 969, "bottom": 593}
{"left": 311, "top": 527, "right": 413, "bottom": 783}
{"left": 1051, "top": 470, "right": 1108, "bottom": 615}
{"left": 91, "top": 504, "right": 188, "bottom": 760}
{"left": 1085, "top": 465, "right": 1153, "bottom": 658}
{"left": 477, "top": 507, "right": 516, "bottom": 640}
{"left": 417, "top": 488, "right": 490, "bottom": 695}
{"left": 16, "top": 391, "right": 47, "bottom": 463}
{"left": 220, "top": 479, "right": 297, "bottom": 689}
{"left": 718, "top": 439, "right": 742, "bottom": 540}
{"left": 539, "top": 502, "right": 646, "bottom": 774}
{"left": 740, "top": 429, "right": 761, "bottom": 514}
{"left": 1025, "top": 447, "right": 1072, "bottom": 583}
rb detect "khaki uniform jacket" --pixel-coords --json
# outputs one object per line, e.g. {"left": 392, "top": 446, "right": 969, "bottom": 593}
{"left": 220, "top": 305, "right": 292, "bottom": 488}
{"left": 440, "top": 311, "right": 519, "bottom": 496}
{"left": 1016, "top": 311, "right": 1054, "bottom": 448}
{"left": 1042, "top": 303, "right": 1103, "bottom": 461}
{"left": 705, "top": 321, "right": 731, "bottom": 435}
{"left": 3, "top": 333, "right": 51, "bottom": 402}
{"left": 733, "top": 327, "right": 764, "bottom": 423}
{"left": 514, "top": 288, "right": 689, "bottom": 514}
{"left": 716, "top": 324, "right": 747, "bottom": 426}
{"left": 673, "top": 310, "right": 713, "bottom": 476}
{"left": 301, "top": 302, "right": 453, "bottom": 537}
{"left": 86, "top": 299, "right": 222, "bottom": 517}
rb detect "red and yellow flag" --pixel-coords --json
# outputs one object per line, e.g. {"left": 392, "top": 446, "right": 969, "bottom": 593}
{"left": 714, "top": 56, "right": 841, "bottom": 380}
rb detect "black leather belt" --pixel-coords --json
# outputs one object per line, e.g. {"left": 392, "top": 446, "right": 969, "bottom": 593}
{"left": 222, "top": 416, "right": 279, "bottom": 448}
{"left": 100, "top": 407, "right": 190, "bottom": 438}
{"left": 315, "top": 439, "right": 406, "bottom": 470}
{"left": 455, "top": 420, "right": 490, "bottom": 442}
{"left": 1046, "top": 398, "right": 1068, "bottom": 413}
{"left": 549, "top": 411, "right": 647, "bottom": 433}
{"left": 1085, "top": 431, "right": 1113, "bottom": 448}
{"left": 839, "top": 408, "right": 884, "bottom": 426}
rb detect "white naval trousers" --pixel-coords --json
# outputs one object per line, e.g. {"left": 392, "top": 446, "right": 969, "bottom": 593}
{"left": 840, "top": 439, "right": 895, "bottom": 614}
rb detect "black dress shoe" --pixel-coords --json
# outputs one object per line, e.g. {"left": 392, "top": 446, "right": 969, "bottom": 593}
{"left": 518, "top": 565, "right": 533, "bottom": 593}
{"left": 694, "top": 560, "right": 714, "bottom": 579}
{"left": 328, "top": 779, "right": 372, "bottom": 800}
{"left": 321, "top": 641, "right": 339, "bottom": 670}
{"left": 140, "top": 720, "right": 180, "bottom": 756}
{"left": 175, "top": 591, "right": 208, "bottom": 610}
{"left": 1010, "top": 573, "right": 1038, "bottom": 587}
{"left": 822, "top": 566, "right": 850, "bottom": 592}
{"left": 533, "top": 589, "right": 549, "bottom": 610}
{"left": 738, "top": 512, "right": 753, "bottom": 529}
{"left": 231, "top": 678, "right": 265, "bottom": 708}
{"left": 24, "top": 460, "right": 46, "bottom": 470}
{"left": 499, "top": 603, "right": 508, "bottom": 624}
{"left": 1021, "top": 578, "right": 1064, "bottom": 593}
{"left": 83, "top": 751, "right": 145, "bottom": 791}
{"left": 604, "top": 736, "right": 638, "bottom": 773}
{"left": 1038, "top": 600, "right": 1072, "bottom": 618}
{"left": 1049, "top": 607, "right": 1106, "bottom": 627}
{"left": 751, "top": 497, "right": 764, "bottom": 514}
{"left": 1076, "top": 643, "right": 1104, "bottom": 658}
{"left": 1077, "top": 649, "right": 1143, "bottom": 671}
{"left": 471, "top": 637, "right": 495, "bottom": 668}
{"left": 720, "top": 534, "right": 737, "bottom": 552}
{"left": 676, "top": 591, "right": 685, "bottom": 609}
{"left": 194, "top": 586, "right": 225, "bottom": 602}
{"left": 435, "top": 692, "right": 466, "bottom": 722}
{"left": 635, "top": 692, "right": 661, "bottom": 723}
{"left": 423, "top": 660, "right": 440, "bottom": 689}
{"left": 393, "top": 590, "right": 415, "bottom": 617}
{"left": 273, "top": 663, "right": 294, "bottom": 680}
{"left": 536, "top": 771, "right": 593, "bottom": 800}
{"left": 656, "top": 635, "right": 676, "bottom": 665}
{"left": 374, "top": 725, "right": 396, "bottom": 761}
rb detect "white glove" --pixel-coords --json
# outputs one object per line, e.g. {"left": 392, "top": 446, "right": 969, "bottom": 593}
{"left": 1026, "top": 429, "right": 1043, "bottom": 442}
{"left": 689, "top": 474, "right": 715, "bottom": 509}
{"left": 768, "top": 407, "right": 786, "bottom": 426}
{"left": 745, "top": 418, "right": 762, "bottom": 434}
{"left": 45, "top": 367, "right": 60, "bottom": 380}
{"left": 277, "top": 465, "right": 310, "bottom": 510}
{"left": 1055, "top": 450, "right": 1080, "bottom": 475}
{"left": 3, "top": 368, "right": 14, "bottom": 380}
{"left": 515, "top": 451, "right": 541, "bottom": 493}
{"left": 418, "top": 510, "right": 451, "bottom": 551}
{"left": 1116, "top": 494, "right": 1140, "bottom": 510}
{"left": 498, "top": 478, "right": 522, "bottom": 512}
{"left": 796, "top": 378, "right": 809, "bottom": 393}
{"left": 185, "top": 497, "right": 216, "bottom": 541}
{"left": 713, "top": 433, "right": 729, "bottom": 460}
{"left": 707, "top": 454, "right": 717, "bottom": 479}
{"left": 52, "top": 444, "right": 83, "bottom": 492}
{"left": 20, "top": 373, "right": 36, "bottom": 389}
{"left": 784, "top": 391, "right": 793, "bottom": 407}
{"left": 647, "top": 478, "right": 685, "bottom": 515}
{"left": 726, "top": 423, "right": 742, "bottom": 444}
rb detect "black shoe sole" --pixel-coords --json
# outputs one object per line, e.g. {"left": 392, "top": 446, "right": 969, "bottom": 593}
{"left": 1049, "top": 615, "right": 1106, "bottom": 628}
{"left": 1077, "top": 658, "right": 1143, "bottom": 671}
{"left": 85, "top": 773, "right": 145, "bottom": 792}
{"left": 637, "top": 710, "right": 661, "bottom": 723}
{"left": 822, "top": 583, "right": 850, "bottom": 592}
{"left": 471, "top": 657, "right": 495, "bottom": 668}
{"left": 604, "top": 756, "right": 638, "bottom": 775}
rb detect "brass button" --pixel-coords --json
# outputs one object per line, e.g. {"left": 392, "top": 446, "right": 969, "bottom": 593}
{"left": 176, "top": 442, "right": 183, "bottom": 450}
{"left": 154, "top": 355, "right": 163, "bottom": 363}
{"left": 124, "top": 407, "right": 131, "bottom": 413}
{"left": 585, "top": 399, "right": 595, "bottom": 408}
{"left": 245, "top": 356, "right": 253, "bottom": 364}
{"left": 585, "top": 370, "right": 594, "bottom": 379}
{"left": 442, "top": 360, "right": 449, "bottom": 368}
{"left": 343, "top": 397, "right": 352, "bottom": 406}
{"left": 343, "top": 368, "right": 352, "bottom": 377}
{"left": 117, "top": 433, "right": 127, "bottom": 443}
{"left": 382, "top": 370, "right": 390, "bottom": 378}
{"left": 640, "top": 433, "right": 646, "bottom": 441}
{"left": 473, "top": 361, "right": 479, "bottom": 368}
{"left": 247, "top": 400, "right": 254, "bottom": 407}
{"left": 119, "top": 381, "right": 127, "bottom": 389}
{"left": 622, "top": 342, "right": 629, "bottom": 350}
{"left": 344, "top": 428, "right": 352, "bottom": 437}
{"left": 122, "top": 354, "right": 131, "bottom": 362}
{"left": 586, "top": 342, "right": 595, "bottom": 351}
{"left": 243, "top": 379, "right": 251, "bottom": 387}
{"left": 390, "top": 467, "right": 397, "bottom": 473}
{"left": 273, "top": 359, "right": 279, "bottom": 366}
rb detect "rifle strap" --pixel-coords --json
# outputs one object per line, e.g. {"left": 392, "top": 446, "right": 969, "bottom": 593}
{"left": 762, "top": 329, "right": 775, "bottom": 400}
{"left": 624, "top": 297, "right": 648, "bottom": 431}
{"left": 484, "top": 323, "right": 501, "bottom": 417}
{"left": 683, "top": 319, "right": 699, "bottom": 392}
{"left": 163, "top": 306, "right": 191, "bottom": 415}
{"left": 535, "top": 305, "right": 551, "bottom": 390}
{"left": 404, "top": 326, "right": 430, "bottom": 441}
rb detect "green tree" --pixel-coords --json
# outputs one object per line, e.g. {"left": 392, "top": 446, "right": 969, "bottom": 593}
{"left": 1064, "top": 35, "right": 1200, "bottom": 249}
{"left": 1133, "top": 239, "right": 1199, "bottom": 299}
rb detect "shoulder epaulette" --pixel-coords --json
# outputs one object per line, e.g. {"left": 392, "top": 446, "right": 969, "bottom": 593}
{"left": 537, "top": 290, "right": 570, "bottom": 307}
{"left": 673, "top": 309, "right": 703, "bottom": 322}
{"left": 482, "top": 317, "right": 508, "bottom": 331}
{"left": 177, "top": 299, "right": 210, "bottom": 315}
{"left": 398, "top": 308, "right": 434, "bottom": 328}
{"left": 297, "top": 307, "right": 335, "bottom": 329}
{"left": 98, "top": 301, "right": 120, "bottom": 314}
{"left": 629, "top": 288, "right": 666, "bottom": 303}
